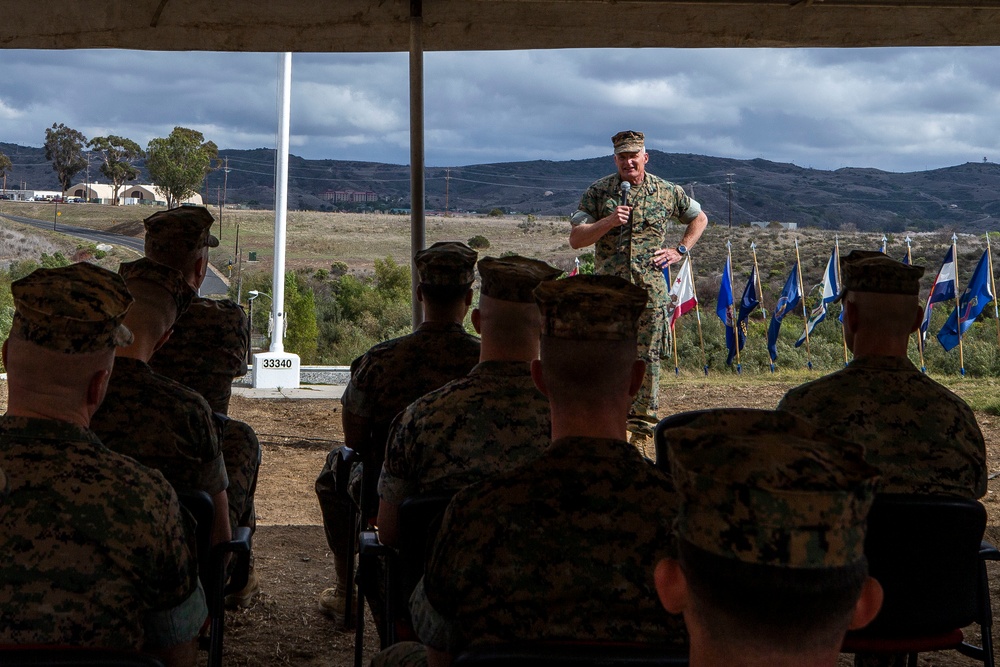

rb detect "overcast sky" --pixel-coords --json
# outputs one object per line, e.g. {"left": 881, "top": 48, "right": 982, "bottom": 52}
{"left": 3, "top": 47, "right": 1000, "bottom": 174}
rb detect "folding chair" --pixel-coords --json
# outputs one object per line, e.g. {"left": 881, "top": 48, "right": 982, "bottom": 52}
{"left": 354, "top": 494, "right": 453, "bottom": 667}
{"left": 841, "top": 493, "right": 997, "bottom": 667}
{"left": 0, "top": 647, "right": 165, "bottom": 666}
{"left": 176, "top": 489, "right": 252, "bottom": 667}
{"left": 453, "top": 641, "right": 689, "bottom": 667}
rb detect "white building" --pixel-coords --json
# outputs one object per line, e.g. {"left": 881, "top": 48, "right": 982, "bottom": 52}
{"left": 66, "top": 182, "right": 204, "bottom": 206}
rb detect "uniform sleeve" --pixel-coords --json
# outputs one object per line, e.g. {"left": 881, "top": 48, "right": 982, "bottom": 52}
{"left": 409, "top": 578, "right": 462, "bottom": 652}
{"left": 575, "top": 182, "right": 607, "bottom": 225}
{"left": 341, "top": 354, "right": 374, "bottom": 418}
{"left": 186, "top": 399, "right": 229, "bottom": 495}
{"left": 378, "top": 411, "right": 419, "bottom": 504}
{"left": 672, "top": 184, "right": 702, "bottom": 224}
{"left": 141, "top": 484, "right": 208, "bottom": 649}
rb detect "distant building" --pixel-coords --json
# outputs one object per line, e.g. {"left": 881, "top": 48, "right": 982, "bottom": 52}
{"left": 749, "top": 220, "right": 798, "bottom": 230}
{"left": 66, "top": 182, "right": 204, "bottom": 206}
{"left": 320, "top": 189, "right": 377, "bottom": 203}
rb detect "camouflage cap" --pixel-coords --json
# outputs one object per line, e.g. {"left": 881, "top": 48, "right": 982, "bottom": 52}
{"left": 415, "top": 241, "right": 478, "bottom": 286}
{"left": 118, "top": 258, "right": 196, "bottom": 316}
{"left": 663, "top": 408, "right": 880, "bottom": 570}
{"left": 10, "top": 262, "right": 134, "bottom": 353}
{"left": 533, "top": 274, "right": 648, "bottom": 340}
{"left": 143, "top": 206, "right": 220, "bottom": 256}
{"left": 837, "top": 250, "right": 925, "bottom": 301}
{"left": 478, "top": 255, "right": 563, "bottom": 303}
{"left": 612, "top": 130, "right": 645, "bottom": 155}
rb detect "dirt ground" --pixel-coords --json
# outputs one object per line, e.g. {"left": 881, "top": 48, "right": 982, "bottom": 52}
{"left": 2, "top": 378, "right": 998, "bottom": 666}
{"left": 215, "top": 379, "right": 1000, "bottom": 667}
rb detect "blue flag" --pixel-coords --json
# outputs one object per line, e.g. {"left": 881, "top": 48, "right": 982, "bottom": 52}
{"left": 717, "top": 257, "right": 736, "bottom": 365}
{"left": 796, "top": 249, "right": 839, "bottom": 347}
{"left": 767, "top": 264, "right": 801, "bottom": 362}
{"left": 728, "top": 265, "right": 760, "bottom": 365}
{"left": 937, "top": 249, "right": 994, "bottom": 351}
{"left": 921, "top": 246, "right": 957, "bottom": 339}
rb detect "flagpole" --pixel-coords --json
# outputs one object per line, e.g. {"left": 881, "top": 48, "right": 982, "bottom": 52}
{"left": 951, "top": 233, "right": 965, "bottom": 376}
{"left": 836, "top": 236, "right": 849, "bottom": 367}
{"left": 987, "top": 232, "right": 1000, "bottom": 351}
{"left": 907, "top": 235, "right": 927, "bottom": 371}
{"left": 794, "top": 239, "right": 813, "bottom": 370}
{"left": 672, "top": 316, "right": 680, "bottom": 375}
{"left": 751, "top": 242, "right": 764, "bottom": 313}
{"left": 689, "top": 254, "right": 709, "bottom": 376}
{"left": 728, "top": 242, "right": 742, "bottom": 374}
{"left": 881, "top": 234, "right": 887, "bottom": 254}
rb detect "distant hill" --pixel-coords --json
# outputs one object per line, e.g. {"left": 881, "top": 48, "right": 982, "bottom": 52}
{"left": 4, "top": 141, "right": 1000, "bottom": 232}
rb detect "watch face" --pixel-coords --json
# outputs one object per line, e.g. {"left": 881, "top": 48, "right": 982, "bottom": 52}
{"left": 678, "top": 245, "right": 688, "bottom": 255}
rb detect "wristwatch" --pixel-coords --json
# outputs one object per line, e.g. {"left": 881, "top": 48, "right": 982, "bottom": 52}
{"left": 677, "top": 245, "right": 688, "bottom": 255}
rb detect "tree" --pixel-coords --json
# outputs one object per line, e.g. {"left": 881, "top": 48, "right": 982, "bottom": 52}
{"left": 0, "top": 150, "right": 11, "bottom": 195}
{"left": 87, "top": 135, "right": 144, "bottom": 206}
{"left": 44, "top": 123, "right": 88, "bottom": 193}
{"left": 146, "top": 127, "right": 219, "bottom": 208}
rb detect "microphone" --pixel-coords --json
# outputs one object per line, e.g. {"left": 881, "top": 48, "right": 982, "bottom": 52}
{"left": 619, "top": 181, "right": 631, "bottom": 207}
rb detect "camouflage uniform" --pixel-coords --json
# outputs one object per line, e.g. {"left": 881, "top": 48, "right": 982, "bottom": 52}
{"left": 574, "top": 172, "right": 701, "bottom": 433}
{"left": 408, "top": 436, "right": 684, "bottom": 656}
{"left": 0, "top": 417, "right": 206, "bottom": 650}
{"left": 379, "top": 360, "right": 550, "bottom": 503}
{"left": 145, "top": 208, "right": 261, "bottom": 535}
{"left": 90, "top": 356, "right": 230, "bottom": 513}
{"left": 150, "top": 296, "right": 250, "bottom": 414}
{"left": 777, "top": 355, "right": 986, "bottom": 498}
{"left": 777, "top": 251, "right": 986, "bottom": 499}
{"left": 0, "top": 262, "right": 207, "bottom": 651}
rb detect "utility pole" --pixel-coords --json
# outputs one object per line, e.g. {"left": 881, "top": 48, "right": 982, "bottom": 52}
{"left": 85, "top": 153, "right": 91, "bottom": 203}
{"left": 726, "top": 173, "right": 735, "bottom": 229}
{"left": 220, "top": 156, "right": 230, "bottom": 245}
{"left": 444, "top": 167, "right": 450, "bottom": 216}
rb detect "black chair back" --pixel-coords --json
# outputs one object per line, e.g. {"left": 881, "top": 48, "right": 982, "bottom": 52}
{"left": 856, "top": 493, "right": 986, "bottom": 637}
{"left": 395, "top": 494, "right": 453, "bottom": 603}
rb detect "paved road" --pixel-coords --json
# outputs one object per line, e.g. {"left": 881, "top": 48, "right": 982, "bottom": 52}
{"left": 1, "top": 212, "right": 230, "bottom": 296}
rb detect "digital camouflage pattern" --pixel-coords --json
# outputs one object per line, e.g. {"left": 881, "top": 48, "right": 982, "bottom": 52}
{"left": 378, "top": 360, "right": 551, "bottom": 503}
{"left": 575, "top": 173, "right": 699, "bottom": 427}
{"left": 150, "top": 296, "right": 251, "bottom": 414}
{"left": 415, "top": 436, "right": 685, "bottom": 653}
{"left": 839, "top": 250, "right": 924, "bottom": 298}
{"left": 778, "top": 356, "right": 987, "bottom": 499}
{"left": 612, "top": 130, "right": 645, "bottom": 154}
{"left": 478, "top": 255, "right": 562, "bottom": 302}
{"left": 0, "top": 415, "right": 205, "bottom": 649}
{"left": 217, "top": 416, "right": 261, "bottom": 532}
{"left": 91, "top": 357, "right": 228, "bottom": 497}
{"left": 663, "top": 408, "right": 880, "bottom": 569}
{"left": 118, "top": 258, "right": 196, "bottom": 316}
{"left": 11, "top": 262, "right": 133, "bottom": 353}
{"left": 143, "top": 205, "right": 219, "bottom": 255}
{"left": 534, "top": 274, "right": 647, "bottom": 341}
{"left": 414, "top": 241, "right": 477, "bottom": 286}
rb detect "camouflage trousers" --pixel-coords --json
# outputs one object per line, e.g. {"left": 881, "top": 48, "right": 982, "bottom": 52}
{"left": 315, "top": 446, "right": 388, "bottom": 639}
{"left": 628, "top": 305, "right": 666, "bottom": 437}
{"left": 220, "top": 418, "right": 261, "bottom": 534}
{"left": 370, "top": 641, "right": 427, "bottom": 667}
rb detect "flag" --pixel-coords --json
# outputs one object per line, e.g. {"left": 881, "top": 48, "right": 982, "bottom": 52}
{"left": 795, "top": 249, "right": 839, "bottom": 347}
{"left": 901, "top": 251, "right": 911, "bottom": 266}
{"left": 717, "top": 256, "right": 737, "bottom": 364}
{"left": 766, "top": 263, "right": 801, "bottom": 362}
{"left": 568, "top": 257, "right": 579, "bottom": 276}
{"left": 920, "top": 246, "right": 957, "bottom": 339}
{"left": 725, "top": 265, "right": 760, "bottom": 366}
{"left": 667, "top": 256, "right": 697, "bottom": 329}
{"left": 937, "top": 249, "right": 994, "bottom": 351}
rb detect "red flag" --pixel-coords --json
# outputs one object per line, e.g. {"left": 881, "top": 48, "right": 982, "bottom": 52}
{"left": 667, "top": 256, "right": 697, "bottom": 329}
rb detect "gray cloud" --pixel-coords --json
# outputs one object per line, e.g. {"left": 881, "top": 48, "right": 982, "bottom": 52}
{"left": 1, "top": 47, "right": 999, "bottom": 172}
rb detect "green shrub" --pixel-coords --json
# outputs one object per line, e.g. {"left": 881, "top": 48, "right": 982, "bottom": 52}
{"left": 467, "top": 235, "right": 490, "bottom": 250}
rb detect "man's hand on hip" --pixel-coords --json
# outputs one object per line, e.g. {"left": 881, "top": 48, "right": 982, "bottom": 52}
{"left": 653, "top": 247, "right": 684, "bottom": 268}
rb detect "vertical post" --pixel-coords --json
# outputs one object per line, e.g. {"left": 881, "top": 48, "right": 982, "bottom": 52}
{"left": 728, "top": 241, "right": 741, "bottom": 373}
{"left": 987, "top": 233, "right": 1000, "bottom": 351}
{"left": 952, "top": 234, "right": 965, "bottom": 375}
{"left": 409, "top": 0, "right": 426, "bottom": 330}
{"left": 726, "top": 173, "right": 734, "bottom": 229}
{"left": 271, "top": 52, "right": 292, "bottom": 354}
{"left": 836, "top": 236, "right": 849, "bottom": 367}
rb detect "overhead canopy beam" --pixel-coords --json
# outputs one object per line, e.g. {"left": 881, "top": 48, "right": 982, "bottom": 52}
{"left": 5, "top": 0, "right": 1000, "bottom": 50}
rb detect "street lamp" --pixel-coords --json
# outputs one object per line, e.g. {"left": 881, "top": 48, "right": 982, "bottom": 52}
{"left": 247, "top": 290, "right": 272, "bottom": 363}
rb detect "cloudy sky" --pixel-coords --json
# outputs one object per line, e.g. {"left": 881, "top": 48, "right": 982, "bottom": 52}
{"left": 2, "top": 47, "right": 1000, "bottom": 174}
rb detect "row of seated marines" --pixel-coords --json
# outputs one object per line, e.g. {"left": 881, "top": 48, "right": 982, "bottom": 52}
{"left": 0, "top": 213, "right": 989, "bottom": 667}
{"left": 0, "top": 206, "right": 264, "bottom": 665}
{"left": 315, "top": 241, "right": 987, "bottom": 667}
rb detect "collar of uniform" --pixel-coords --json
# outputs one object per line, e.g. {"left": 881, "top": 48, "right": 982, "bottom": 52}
{"left": 548, "top": 435, "right": 637, "bottom": 460}
{"left": 848, "top": 355, "right": 917, "bottom": 372}
{"left": 110, "top": 355, "right": 154, "bottom": 378}
{"left": 469, "top": 360, "right": 532, "bottom": 377}
{"left": 0, "top": 414, "right": 104, "bottom": 447}
{"left": 416, "top": 321, "right": 471, "bottom": 334}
